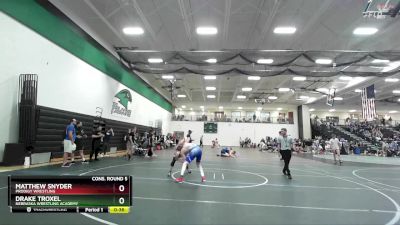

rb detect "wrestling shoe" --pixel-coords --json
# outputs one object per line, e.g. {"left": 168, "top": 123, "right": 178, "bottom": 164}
{"left": 167, "top": 171, "right": 171, "bottom": 177}
{"left": 175, "top": 177, "right": 184, "bottom": 183}
{"left": 287, "top": 174, "right": 292, "bottom": 179}
{"left": 61, "top": 163, "right": 71, "bottom": 168}
{"left": 201, "top": 176, "right": 206, "bottom": 182}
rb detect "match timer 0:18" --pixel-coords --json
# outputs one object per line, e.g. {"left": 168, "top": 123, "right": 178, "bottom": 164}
{"left": 109, "top": 206, "right": 130, "bottom": 214}
{"left": 8, "top": 175, "right": 132, "bottom": 213}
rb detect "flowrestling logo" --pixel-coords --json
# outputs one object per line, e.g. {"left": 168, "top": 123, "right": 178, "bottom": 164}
{"left": 111, "top": 89, "right": 132, "bottom": 117}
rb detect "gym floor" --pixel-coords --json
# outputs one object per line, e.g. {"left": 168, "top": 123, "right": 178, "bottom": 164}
{"left": 1, "top": 147, "right": 400, "bottom": 225}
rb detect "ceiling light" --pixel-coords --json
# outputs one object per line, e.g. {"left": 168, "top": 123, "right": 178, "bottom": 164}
{"left": 385, "top": 78, "right": 399, "bottom": 82}
{"left": 257, "top": 59, "right": 274, "bottom": 64}
{"left": 316, "top": 88, "right": 329, "bottom": 93}
{"left": 339, "top": 76, "right": 353, "bottom": 81}
{"left": 382, "top": 61, "right": 400, "bottom": 72}
{"left": 277, "top": 108, "right": 282, "bottom": 110}
{"left": 207, "top": 95, "right": 216, "bottom": 99}
{"left": 279, "top": 88, "right": 290, "bottom": 92}
{"left": 238, "top": 107, "right": 243, "bottom": 110}
{"left": 349, "top": 110, "right": 357, "bottom": 112}
{"left": 354, "top": 89, "right": 362, "bottom": 93}
{"left": 353, "top": 27, "right": 378, "bottom": 35}
{"left": 268, "top": 96, "right": 278, "bottom": 100}
{"left": 398, "top": 98, "right": 400, "bottom": 102}
{"left": 190, "top": 108, "right": 193, "bottom": 110}
{"left": 293, "top": 76, "right": 306, "bottom": 81}
{"left": 299, "top": 96, "right": 309, "bottom": 99}
{"left": 393, "top": 90, "right": 400, "bottom": 94}
{"left": 372, "top": 59, "right": 390, "bottom": 64}
{"left": 218, "top": 106, "right": 223, "bottom": 109}
{"left": 204, "top": 75, "right": 217, "bottom": 80}
{"left": 177, "top": 94, "right": 186, "bottom": 98}
{"left": 389, "top": 111, "right": 398, "bottom": 114}
{"left": 315, "top": 58, "right": 333, "bottom": 64}
{"left": 257, "top": 107, "right": 262, "bottom": 111}
{"left": 309, "top": 108, "right": 315, "bottom": 112}
{"left": 273, "top": 26, "right": 296, "bottom": 34}
{"left": 148, "top": 58, "right": 163, "bottom": 63}
{"left": 181, "top": 105, "right": 186, "bottom": 109}
{"left": 237, "top": 95, "right": 246, "bottom": 99}
{"left": 162, "top": 75, "right": 174, "bottom": 80}
{"left": 242, "top": 87, "right": 253, "bottom": 92}
{"left": 122, "top": 27, "right": 144, "bottom": 35}
{"left": 334, "top": 97, "right": 343, "bottom": 100}
{"left": 196, "top": 26, "right": 218, "bottom": 35}
{"left": 248, "top": 76, "right": 261, "bottom": 81}
{"left": 206, "top": 86, "right": 216, "bottom": 91}
{"left": 200, "top": 106, "right": 204, "bottom": 109}
{"left": 329, "top": 109, "right": 336, "bottom": 112}
{"left": 205, "top": 58, "right": 217, "bottom": 63}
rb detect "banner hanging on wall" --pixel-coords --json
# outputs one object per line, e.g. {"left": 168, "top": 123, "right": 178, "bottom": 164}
{"left": 111, "top": 89, "right": 132, "bottom": 117}
{"left": 204, "top": 122, "right": 218, "bottom": 133}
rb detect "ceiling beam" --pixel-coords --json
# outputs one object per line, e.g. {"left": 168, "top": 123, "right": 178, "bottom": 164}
{"left": 200, "top": 76, "right": 206, "bottom": 102}
{"left": 252, "top": 0, "right": 282, "bottom": 48}
{"left": 106, "top": 1, "right": 129, "bottom": 18}
{"left": 178, "top": 0, "right": 192, "bottom": 41}
{"left": 83, "top": 0, "right": 129, "bottom": 46}
{"left": 131, "top": 0, "right": 157, "bottom": 42}
{"left": 181, "top": 77, "right": 193, "bottom": 102}
{"left": 217, "top": 75, "right": 222, "bottom": 102}
{"left": 222, "top": 0, "right": 232, "bottom": 43}
{"left": 289, "top": 0, "right": 333, "bottom": 49}
{"left": 245, "top": 1, "right": 265, "bottom": 49}
{"left": 146, "top": 0, "right": 170, "bottom": 18}
{"left": 231, "top": 76, "right": 244, "bottom": 102}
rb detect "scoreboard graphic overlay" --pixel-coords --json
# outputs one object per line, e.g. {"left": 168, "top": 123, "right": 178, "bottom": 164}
{"left": 8, "top": 176, "right": 132, "bottom": 213}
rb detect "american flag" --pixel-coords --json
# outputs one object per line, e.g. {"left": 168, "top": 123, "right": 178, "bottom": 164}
{"left": 361, "top": 84, "right": 376, "bottom": 121}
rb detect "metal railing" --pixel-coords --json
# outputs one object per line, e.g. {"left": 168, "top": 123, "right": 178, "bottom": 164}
{"left": 171, "top": 115, "right": 294, "bottom": 124}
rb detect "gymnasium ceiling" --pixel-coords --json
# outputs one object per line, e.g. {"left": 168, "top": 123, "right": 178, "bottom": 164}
{"left": 49, "top": 0, "right": 400, "bottom": 112}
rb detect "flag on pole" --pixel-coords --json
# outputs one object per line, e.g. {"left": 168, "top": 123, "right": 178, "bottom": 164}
{"left": 361, "top": 84, "right": 376, "bottom": 121}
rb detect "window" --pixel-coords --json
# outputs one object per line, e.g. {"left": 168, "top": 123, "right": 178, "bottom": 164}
{"left": 231, "top": 111, "right": 241, "bottom": 121}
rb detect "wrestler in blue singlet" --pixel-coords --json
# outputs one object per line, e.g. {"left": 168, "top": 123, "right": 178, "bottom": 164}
{"left": 185, "top": 144, "right": 202, "bottom": 163}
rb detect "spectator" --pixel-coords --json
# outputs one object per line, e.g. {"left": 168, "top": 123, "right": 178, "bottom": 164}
{"left": 62, "top": 118, "right": 77, "bottom": 167}
{"left": 102, "top": 127, "right": 114, "bottom": 157}
{"left": 90, "top": 126, "right": 104, "bottom": 161}
{"left": 73, "top": 121, "right": 88, "bottom": 163}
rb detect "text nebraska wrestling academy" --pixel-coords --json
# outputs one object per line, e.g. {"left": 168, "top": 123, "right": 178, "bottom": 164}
{"left": 14, "top": 184, "right": 72, "bottom": 194}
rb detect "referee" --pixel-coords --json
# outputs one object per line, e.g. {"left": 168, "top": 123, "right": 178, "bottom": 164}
{"left": 278, "top": 128, "right": 293, "bottom": 179}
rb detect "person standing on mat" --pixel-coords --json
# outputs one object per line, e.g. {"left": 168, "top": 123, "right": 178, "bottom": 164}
{"left": 278, "top": 128, "right": 293, "bottom": 179}
{"left": 278, "top": 131, "right": 284, "bottom": 160}
{"left": 102, "top": 127, "right": 114, "bottom": 157}
{"left": 62, "top": 118, "right": 77, "bottom": 167}
{"left": 329, "top": 134, "right": 342, "bottom": 165}
{"left": 73, "top": 121, "right": 88, "bottom": 163}
{"left": 175, "top": 139, "right": 205, "bottom": 183}
{"left": 90, "top": 126, "right": 104, "bottom": 161}
{"left": 167, "top": 140, "right": 191, "bottom": 177}
{"left": 186, "top": 130, "right": 193, "bottom": 143}
{"left": 199, "top": 135, "right": 203, "bottom": 147}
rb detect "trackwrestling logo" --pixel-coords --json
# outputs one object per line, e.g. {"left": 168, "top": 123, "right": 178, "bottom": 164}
{"left": 111, "top": 89, "right": 132, "bottom": 117}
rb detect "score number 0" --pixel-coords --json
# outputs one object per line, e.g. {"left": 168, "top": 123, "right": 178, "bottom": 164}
{"left": 118, "top": 184, "right": 125, "bottom": 205}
